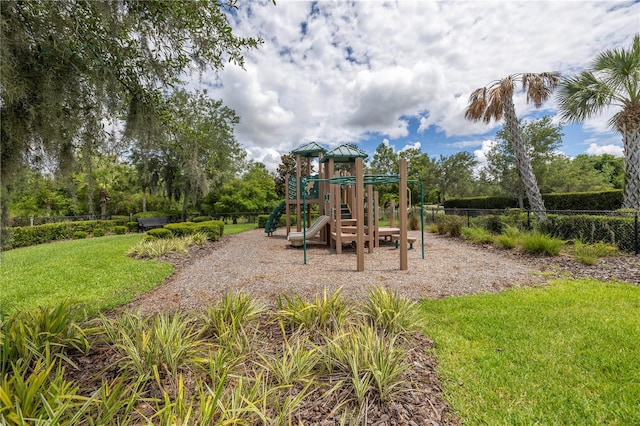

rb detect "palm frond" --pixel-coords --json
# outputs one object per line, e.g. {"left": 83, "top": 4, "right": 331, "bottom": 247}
{"left": 522, "top": 72, "right": 560, "bottom": 107}
{"left": 464, "top": 87, "right": 488, "bottom": 121}
{"left": 556, "top": 71, "right": 614, "bottom": 123}
{"left": 484, "top": 82, "right": 508, "bottom": 122}
{"left": 594, "top": 34, "right": 640, "bottom": 104}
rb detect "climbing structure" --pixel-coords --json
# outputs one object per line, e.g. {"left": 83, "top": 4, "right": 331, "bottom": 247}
{"left": 281, "top": 141, "right": 424, "bottom": 272}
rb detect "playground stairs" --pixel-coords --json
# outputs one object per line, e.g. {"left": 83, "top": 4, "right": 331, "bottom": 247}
{"left": 340, "top": 203, "right": 352, "bottom": 219}
{"left": 264, "top": 201, "right": 286, "bottom": 236}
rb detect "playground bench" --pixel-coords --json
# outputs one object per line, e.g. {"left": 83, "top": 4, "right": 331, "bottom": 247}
{"left": 137, "top": 217, "right": 168, "bottom": 232}
{"left": 391, "top": 234, "right": 416, "bottom": 250}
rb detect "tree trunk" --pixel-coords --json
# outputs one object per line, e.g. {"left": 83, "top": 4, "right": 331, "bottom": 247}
{"left": 622, "top": 125, "right": 640, "bottom": 209}
{"left": 503, "top": 98, "right": 548, "bottom": 223}
{"left": 181, "top": 182, "right": 190, "bottom": 222}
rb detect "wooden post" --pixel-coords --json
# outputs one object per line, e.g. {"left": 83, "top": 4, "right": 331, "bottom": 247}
{"left": 285, "top": 174, "right": 291, "bottom": 235}
{"left": 356, "top": 158, "right": 365, "bottom": 272}
{"left": 374, "top": 190, "right": 380, "bottom": 248}
{"left": 306, "top": 157, "right": 312, "bottom": 225}
{"left": 367, "top": 184, "right": 374, "bottom": 253}
{"left": 390, "top": 199, "right": 396, "bottom": 228}
{"left": 334, "top": 179, "right": 342, "bottom": 254}
{"left": 399, "top": 158, "right": 408, "bottom": 270}
{"left": 296, "top": 154, "right": 302, "bottom": 232}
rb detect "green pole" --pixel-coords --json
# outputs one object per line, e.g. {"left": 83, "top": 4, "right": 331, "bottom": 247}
{"left": 420, "top": 181, "right": 425, "bottom": 259}
{"left": 302, "top": 179, "right": 307, "bottom": 265}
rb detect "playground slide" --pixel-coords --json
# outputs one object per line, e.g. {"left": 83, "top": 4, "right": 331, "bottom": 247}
{"left": 264, "top": 201, "right": 286, "bottom": 235}
{"left": 287, "top": 215, "right": 331, "bottom": 246}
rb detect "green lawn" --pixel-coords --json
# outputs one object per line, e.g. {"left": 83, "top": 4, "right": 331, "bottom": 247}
{"left": 420, "top": 280, "right": 640, "bottom": 425}
{"left": 224, "top": 222, "right": 258, "bottom": 235}
{"left": 0, "top": 234, "right": 173, "bottom": 315}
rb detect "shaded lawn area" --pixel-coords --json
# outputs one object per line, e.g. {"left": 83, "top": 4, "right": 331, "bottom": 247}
{"left": 420, "top": 279, "right": 640, "bottom": 425}
{"left": 1, "top": 234, "right": 173, "bottom": 315}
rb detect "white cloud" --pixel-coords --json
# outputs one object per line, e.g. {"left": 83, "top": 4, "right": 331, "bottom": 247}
{"left": 586, "top": 143, "right": 624, "bottom": 157}
{"left": 473, "top": 140, "right": 498, "bottom": 170}
{"left": 190, "top": 0, "right": 638, "bottom": 167}
{"left": 399, "top": 142, "right": 421, "bottom": 153}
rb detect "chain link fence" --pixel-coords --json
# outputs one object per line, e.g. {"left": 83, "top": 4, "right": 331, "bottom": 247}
{"left": 423, "top": 207, "right": 639, "bottom": 254}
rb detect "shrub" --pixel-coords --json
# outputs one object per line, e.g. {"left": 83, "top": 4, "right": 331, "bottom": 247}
{"left": 145, "top": 228, "right": 172, "bottom": 240}
{"left": 113, "top": 226, "right": 127, "bottom": 235}
{"left": 73, "top": 231, "right": 88, "bottom": 239}
{"left": 126, "top": 221, "right": 139, "bottom": 232}
{"left": 573, "top": 241, "right": 618, "bottom": 265}
{"left": 92, "top": 228, "right": 106, "bottom": 237}
{"left": 444, "top": 216, "right": 465, "bottom": 237}
{"left": 193, "top": 221, "right": 221, "bottom": 241}
{"left": 521, "top": 231, "right": 565, "bottom": 256}
{"left": 164, "top": 222, "right": 196, "bottom": 237}
{"left": 494, "top": 226, "right": 522, "bottom": 249}
{"left": 409, "top": 214, "right": 419, "bottom": 230}
{"left": 192, "top": 216, "right": 211, "bottom": 223}
{"left": 360, "top": 288, "right": 423, "bottom": 335}
{"left": 462, "top": 227, "right": 495, "bottom": 245}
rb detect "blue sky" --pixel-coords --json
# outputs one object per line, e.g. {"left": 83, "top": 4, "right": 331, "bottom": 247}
{"left": 190, "top": 0, "right": 639, "bottom": 171}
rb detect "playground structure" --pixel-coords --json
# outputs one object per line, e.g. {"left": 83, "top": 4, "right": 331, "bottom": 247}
{"left": 265, "top": 142, "right": 424, "bottom": 271}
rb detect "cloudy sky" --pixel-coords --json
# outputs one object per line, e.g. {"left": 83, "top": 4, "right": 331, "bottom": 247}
{"left": 192, "top": 0, "right": 639, "bottom": 171}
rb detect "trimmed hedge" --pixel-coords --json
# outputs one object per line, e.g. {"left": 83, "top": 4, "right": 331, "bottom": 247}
{"left": 145, "top": 228, "right": 172, "bottom": 239}
{"left": 8, "top": 220, "right": 123, "bottom": 249}
{"left": 162, "top": 220, "right": 223, "bottom": 241}
{"left": 444, "top": 190, "right": 624, "bottom": 211}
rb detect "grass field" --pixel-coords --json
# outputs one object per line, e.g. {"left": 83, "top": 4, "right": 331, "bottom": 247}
{"left": 420, "top": 280, "right": 640, "bottom": 425}
{"left": 0, "top": 234, "right": 173, "bottom": 315}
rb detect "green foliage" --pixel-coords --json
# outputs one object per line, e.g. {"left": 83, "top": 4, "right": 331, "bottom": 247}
{"left": 164, "top": 222, "right": 196, "bottom": 237}
{"left": 202, "top": 292, "right": 265, "bottom": 352}
{"left": 92, "top": 227, "right": 106, "bottom": 237}
{"left": 127, "top": 221, "right": 139, "bottom": 232}
{"left": 8, "top": 219, "right": 127, "bottom": 249}
{"left": 547, "top": 213, "right": 635, "bottom": 251}
{"left": 101, "top": 310, "right": 203, "bottom": 380}
{"left": 494, "top": 226, "right": 522, "bottom": 249}
{"left": 444, "top": 215, "right": 465, "bottom": 237}
{"left": 73, "top": 231, "right": 88, "bottom": 239}
{"left": 276, "top": 288, "right": 353, "bottom": 335}
{"left": 445, "top": 189, "right": 624, "bottom": 210}
{"left": 0, "top": 301, "right": 90, "bottom": 372}
{"left": 360, "top": 288, "right": 423, "bottom": 336}
{"left": 324, "top": 325, "right": 409, "bottom": 405}
{"left": 113, "top": 225, "right": 127, "bottom": 235}
{"left": 145, "top": 227, "right": 173, "bottom": 240}
{"left": 128, "top": 234, "right": 207, "bottom": 259}
{"left": 573, "top": 241, "right": 619, "bottom": 265}
{"left": 462, "top": 227, "right": 496, "bottom": 244}
{"left": 192, "top": 216, "right": 211, "bottom": 223}
{"left": 521, "top": 231, "right": 565, "bottom": 255}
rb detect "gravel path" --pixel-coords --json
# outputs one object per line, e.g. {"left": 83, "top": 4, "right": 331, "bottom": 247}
{"left": 129, "top": 229, "right": 544, "bottom": 314}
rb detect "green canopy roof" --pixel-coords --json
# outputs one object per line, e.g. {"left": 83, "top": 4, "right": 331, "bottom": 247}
{"left": 291, "top": 141, "right": 327, "bottom": 157}
{"left": 320, "top": 144, "right": 369, "bottom": 163}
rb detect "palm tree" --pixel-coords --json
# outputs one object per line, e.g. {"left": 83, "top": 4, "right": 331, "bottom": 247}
{"left": 557, "top": 35, "right": 640, "bottom": 210}
{"left": 465, "top": 72, "right": 560, "bottom": 222}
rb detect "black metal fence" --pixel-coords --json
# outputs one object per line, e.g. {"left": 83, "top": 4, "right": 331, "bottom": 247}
{"left": 424, "top": 207, "right": 639, "bottom": 254}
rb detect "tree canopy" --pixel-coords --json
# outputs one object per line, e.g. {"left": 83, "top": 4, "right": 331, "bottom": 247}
{"left": 1, "top": 0, "right": 262, "bottom": 230}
